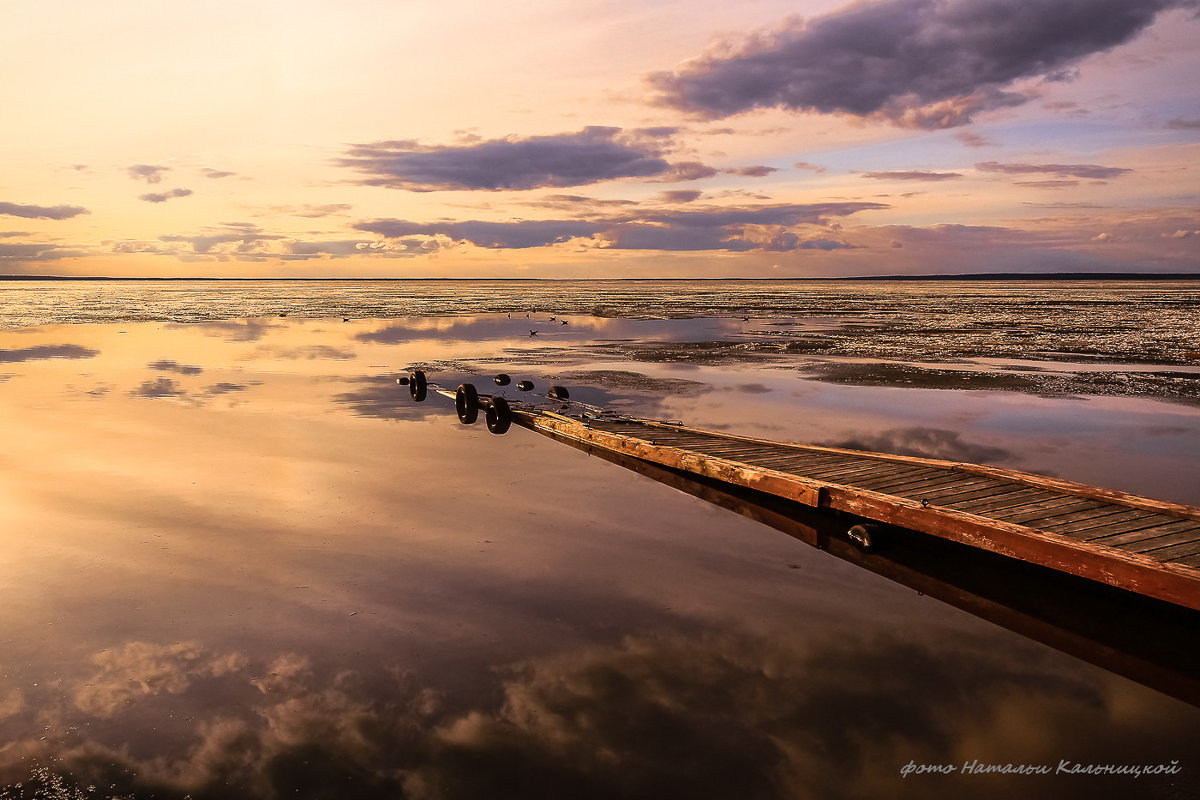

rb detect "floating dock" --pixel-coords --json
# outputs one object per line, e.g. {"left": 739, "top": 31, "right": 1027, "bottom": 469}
{"left": 411, "top": 373, "right": 1200, "bottom": 612}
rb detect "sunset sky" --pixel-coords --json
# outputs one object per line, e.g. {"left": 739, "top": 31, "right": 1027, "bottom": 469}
{"left": 2, "top": 0, "right": 1198, "bottom": 278}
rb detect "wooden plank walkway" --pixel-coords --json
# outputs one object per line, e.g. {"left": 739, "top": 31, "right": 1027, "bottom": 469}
{"left": 509, "top": 411, "right": 1200, "bottom": 612}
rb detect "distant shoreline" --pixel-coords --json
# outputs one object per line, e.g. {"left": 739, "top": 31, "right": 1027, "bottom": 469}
{"left": 3, "top": 272, "right": 1199, "bottom": 282}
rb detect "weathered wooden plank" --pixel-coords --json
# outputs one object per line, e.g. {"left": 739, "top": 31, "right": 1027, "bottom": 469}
{"left": 1088, "top": 519, "right": 1200, "bottom": 547}
{"left": 813, "top": 464, "right": 942, "bottom": 486}
{"left": 993, "top": 501, "right": 1104, "bottom": 525}
{"left": 1038, "top": 506, "right": 1137, "bottom": 530}
{"left": 742, "top": 454, "right": 868, "bottom": 474}
{"left": 849, "top": 469, "right": 962, "bottom": 492}
{"left": 1126, "top": 527, "right": 1200, "bottom": 554}
{"left": 902, "top": 478, "right": 1010, "bottom": 500}
{"left": 1138, "top": 539, "right": 1200, "bottom": 561}
{"left": 947, "top": 488, "right": 1063, "bottom": 514}
{"left": 817, "top": 483, "right": 1200, "bottom": 611}
{"left": 985, "top": 494, "right": 1087, "bottom": 520}
{"left": 740, "top": 451, "right": 857, "bottom": 469}
{"left": 1080, "top": 514, "right": 1185, "bottom": 540}
{"left": 938, "top": 486, "right": 1045, "bottom": 510}
{"left": 1167, "top": 552, "right": 1200, "bottom": 568}
{"left": 1047, "top": 509, "right": 1150, "bottom": 536}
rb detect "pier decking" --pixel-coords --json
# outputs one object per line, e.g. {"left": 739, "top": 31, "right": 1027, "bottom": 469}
{"left": 509, "top": 411, "right": 1200, "bottom": 611}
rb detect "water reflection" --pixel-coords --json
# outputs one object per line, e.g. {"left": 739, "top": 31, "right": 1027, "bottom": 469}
{"left": 1, "top": 315, "right": 1198, "bottom": 799}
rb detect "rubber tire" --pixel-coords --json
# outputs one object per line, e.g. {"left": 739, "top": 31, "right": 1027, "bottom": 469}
{"left": 846, "top": 523, "right": 882, "bottom": 553}
{"left": 396, "top": 376, "right": 409, "bottom": 386}
{"left": 456, "top": 383, "right": 480, "bottom": 424}
{"left": 547, "top": 385, "right": 569, "bottom": 400}
{"left": 516, "top": 380, "right": 534, "bottom": 391}
{"left": 493, "top": 374, "right": 511, "bottom": 386}
{"left": 408, "top": 370, "right": 427, "bottom": 401}
{"left": 485, "top": 396, "right": 512, "bottom": 435}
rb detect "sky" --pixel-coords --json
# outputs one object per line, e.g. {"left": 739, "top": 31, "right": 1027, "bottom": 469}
{"left": 2, "top": 0, "right": 1199, "bottom": 279}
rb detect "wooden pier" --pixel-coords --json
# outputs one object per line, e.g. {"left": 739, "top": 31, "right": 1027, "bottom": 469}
{"left": 511, "top": 411, "right": 1200, "bottom": 612}
{"left": 414, "top": 374, "right": 1200, "bottom": 612}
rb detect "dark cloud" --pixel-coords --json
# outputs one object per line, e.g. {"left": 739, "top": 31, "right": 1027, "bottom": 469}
{"left": 356, "top": 219, "right": 603, "bottom": 249}
{"left": 650, "top": 161, "right": 720, "bottom": 182}
{"left": 860, "top": 171, "right": 962, "bottom": 181}
{"left": 270, "top": 203, "right": 354, "bottom": 218}
{"left": 139, "top": 187, "right": 193, "bottom": 203}
{"left": 724, "top": 165, "right": 779, "bottom": 177}
{"left": 0, "top": 242, "right": 84, "bottom": 261}
{"left": 0, "top": 202, "right": 89, "bottom": 220}
{"left": 356, "top": 201, "right": 883, "bottom": 252}
{"left": 130, "top": 377, "right": 185, "bottom": 398}
{"left": 0, "top": 344, "right": 99, "bottom": 363}
{"left": 656, "top": 190, "right": 704, "bottom": 204}
{"left": 199, "top": 167, "right": 237, "bottom": 179}
{"left": 202, "top": 382, "right": 248, "bottom": 395}
{"left": 1015, "top": 180, "right": 1080, "bottom": 189}
{"left": 159, "top": 223, "right": 284, "bottom": 254}
{"left": 647, "top": 0, "right": 1192, "bottom": 128}
{"left": 821, "top": 427, "right": 1014, "bottom": 464}
{"left": 164, "top": 319, "right": 280, "bottom": 342}
{"left": 955, "top": 131, "right": 994, "bottom": 148}
{"left": 976, "top": 161, "right": 1132, "bottom": 179}
{"left": 331, "top": 375, "right": 444, "bottom": 420}
{"left": 4, "top": 628, "right": 1173, "bottom": 800}
{"left": 147, "top": 359, "right": 203, "bottom": 376}
{"left": 525, "top": 194, "right": 640, "bottom": 212}
{"left": 127, "top": 164, "right": 170, "bottom": 183}
{"left": 279, "top": 238, "right": 444, "bottom": 259}
{"left": 0, "top": 231, "right": 29, "bottom": 238}
{"left": 249, "top": 345, "right": 356, "bottom": 361}
{"left": 1167, "top": 117, "right": 1200, "bottom": 129}
{"left": 339, "top": 127, "right": 686, "bottom": 191}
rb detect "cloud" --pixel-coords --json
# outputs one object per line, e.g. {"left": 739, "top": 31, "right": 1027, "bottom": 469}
{"left": 164, "top": 319, "right": 280, "bottom": 342}
{"left": 0, "top": 242, "right": 85, "bottom": 261}
{"left": 270, "top": 203, "right": 354, "bottom": 218}
{"left": 201, "top": 382, "right": 248, "bottom": 395}
{"left": 139, "top": 187, "right": 194, "bottom": 203}
{"left": 656, "top": 190, "right": 704, "bottom": 204}
{"left": 793, "top": 161, "right": 826, "bottom": 173}
{"left": 0, "top": 202, "right": 89, "bottom": 220}
{"left": 723, "top": 165, "right": 779, "bottom": 177}
{"left": 199, "top": 167, "right": 237, "bottom": 179}
{"left": 355, "top": 219, "right": 604, "bottom": 249}
{"left": 820, "top": 427, "right": 1014, "bottom": 463}
{"left": 356, "top": 201, "right": 884, "bottom": 252}
{"left": 1166, "top": 117, "right": 1200, "bottom": 129}
{"left": 1015, "top": 180, "right": 1079, "bottom": 189}
{"left": 127, "top": 164, "right": 170, "bottom": 183}
{"left": 955, "top": 131, "right": 994, "bottom": 148}
{"left": 147, "top": 359, "right": 203, "bottom": 375}
{"left": 860, "top": 171, "right": 963, "bottom": 181}
{"left": 280, "top": 238, "right": 444, "bottom": 259}
{"left": 130, "top": 377, "right": 186, "bottom": 398}
{"left": 976, "top": 161, "right": 1132, "bottom": 179}
{"left": 159, "top": 223, "right": 284, "bottom": 254}
{"left": 650, "top": 161, "right": 720, "bottom": 182}
{"left": 338, "top": 127, "right": 696, "bottom": 191}
{"left": 647, "top": 0, "right": 1193, "bottom": 128}
{"left": 0, "top": 344, "right": 99, "bottom": 363}
{"left": 249, "top": 345, "right": 356, "bottom": 360}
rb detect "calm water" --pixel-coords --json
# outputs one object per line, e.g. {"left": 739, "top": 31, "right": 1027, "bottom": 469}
{"left": 1, "top": 281, "right": 1198, "bottom": 799}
